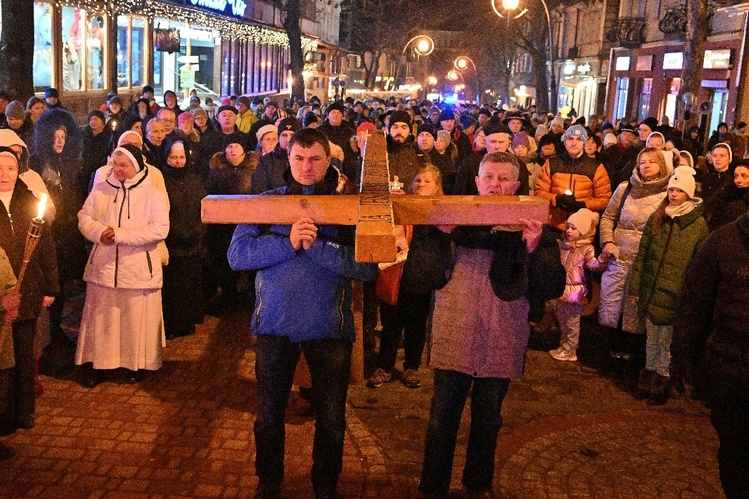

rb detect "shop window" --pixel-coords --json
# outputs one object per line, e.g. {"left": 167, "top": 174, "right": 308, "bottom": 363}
{"left": 117, "top": 16, "right": 147, "bottom": 88}
{"left": 33, "top": 2, "right": 54, "bottom": 92}
{"left": 614, "top": 77, "right": 629, "bottom": 121}
{"left": 57, "top": 6, "right": 106, "bottom": 91}
{"left": 637, "top": 78, "right": 652, "bottom": 121}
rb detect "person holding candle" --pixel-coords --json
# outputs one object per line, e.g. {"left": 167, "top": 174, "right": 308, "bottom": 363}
{"left": 75, "top": 144, "right": 169, "bottom": 387}
{"left": 535, "top": 125, "right": 613, "bottom": 231}
{"left": 0, "top": 146, "right": 58, "bottom": 431}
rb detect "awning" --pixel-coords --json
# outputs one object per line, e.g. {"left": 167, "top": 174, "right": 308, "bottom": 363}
{"left": 560, "top": 76, "right": 596, "bottom": 89}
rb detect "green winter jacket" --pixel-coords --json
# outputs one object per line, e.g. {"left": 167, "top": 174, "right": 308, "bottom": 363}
{"left": 629, "top": 204, "right": 709, "bottom": 325}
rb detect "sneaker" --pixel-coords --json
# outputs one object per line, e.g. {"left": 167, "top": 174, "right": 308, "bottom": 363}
{"left": 402, "top": 369, "right": 421, "bottom": 389}
{"left": 550, "top": 349, "right": 578, "bottom": 362}
{"left": 366, "top": 368, "right": 392, "bottom": 388}
{"left": 549, "top": 347, "right": 564, "bottom": 357}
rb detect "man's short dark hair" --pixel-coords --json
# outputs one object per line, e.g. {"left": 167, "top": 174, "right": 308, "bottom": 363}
{"left": 479, "top": 151, "right": 521, "bottom": 182}
{"left": 143, "top": 85, "right": 154, "bottom": 94}
{"left": 287, "top": 128, "right": 331, "bottom": 157}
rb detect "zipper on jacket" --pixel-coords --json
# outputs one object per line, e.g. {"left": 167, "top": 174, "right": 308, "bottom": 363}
{"left": 254, "top": 280, "right": 263, "bottom": 330}
{"left": 114, "top": 246, "right": 119, "bottom": 288}
{"left": 644, "top": 221, "right": 674, "bottom": 312}
{"left": 338, "top": 287, "right": 346, "bottom": 333}
{"left": 146, "top": 252, "right": 153, "bottom": 278}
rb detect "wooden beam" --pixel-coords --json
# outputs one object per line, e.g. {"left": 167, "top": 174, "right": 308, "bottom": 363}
{"left": 356, "top": 131, "right": 397, "bottom": 263}
{"left": 391, "top": 195, "right": 549, "bottom": 229}
{"left": 201, "top": 195, "right": 360, "bottom": 225}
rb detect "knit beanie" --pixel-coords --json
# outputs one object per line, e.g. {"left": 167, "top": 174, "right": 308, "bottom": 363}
{"left": 177, "top": 112, "right": 194, "bottom": 125}
{"left": 639, "top": 117, "right": 659, "bottom": 132}
{"left": 712, "top": 142, "right": 733, "bottom": 164}
{"left": 4, "top": 100, "right": 24, "bottom": 120}
{"left": 603, "top": 133, "right": 618, "bottom": 147}
{"left": 216, "top": 105, "right": 238, "bottom": 116}
{"left": 277, "top": 117, "right": 301, "bottom": 135}
{"left": 88, "top": 109, "right": 106, "bottom": 123}
{"left": 114, "top": 144, "right": 146, "bottom": 172}
{"left": 223, "top": 132, "right": 248, "bottom": 151}
{"left": 417, "top": 123, "right": 437, "bottom": 139}
{"left": 255, "top": 124, "right": 277, "bottom": 142}
{"left": 389, "top": 110, "right": 412, "bottom": 130}
{"left": 439, "top": 109, "right": 455, "bottom": 122}
{"left": 357, "top": 121, "right": 377, "bottom": 134}
{"left": 668, "top": 166, "right": 697, "bottom": 199}
{"left": 436, "top": 130, "right": 451, "bottom": 146}
{"left": 512, "top": 131, "right": 531, "bottom": 149}
{"left": 326, "top": 100, "right": 345, "bottom": 115}
{"left": 562, "top": 124, "right": 588, "bottom": 143}
{"left": 567, "top": 208, "right": 599, "bottom": 238}
{"left": 44, "top": 88, "right": 59, "bottom": 100}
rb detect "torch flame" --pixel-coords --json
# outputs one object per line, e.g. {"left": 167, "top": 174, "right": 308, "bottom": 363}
{"left": 36, "top": 193, "right": 47, "bottom": 220}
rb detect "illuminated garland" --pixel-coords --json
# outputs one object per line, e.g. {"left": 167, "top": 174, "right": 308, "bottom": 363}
{"left": 49, "top": 0, "right": 317, "bottom": 50}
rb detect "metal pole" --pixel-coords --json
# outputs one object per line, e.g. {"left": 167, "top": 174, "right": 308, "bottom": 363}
{"left": 539, "top": 0, "right": 557, "bottom": 113}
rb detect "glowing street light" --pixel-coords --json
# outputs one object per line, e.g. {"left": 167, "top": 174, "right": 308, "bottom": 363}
{"left": 447, "top": 70, "right": 463, "bottom": 82}
{"left": 490, "top": 0, "right": 557, "bottom": 113}
{"left": 394, "top": 34, "right": 435, "bottom": 90}
{"left": 427, "top": 75, "right": 438, "bottom": 85}
{"left": 453, "top": 56, "right": 480, "bottom": 104}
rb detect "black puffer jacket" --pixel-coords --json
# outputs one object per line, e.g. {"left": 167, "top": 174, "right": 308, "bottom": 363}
{"left": 672, "top": 214, "right": 749, "bottom": 402}
{"left": 706, "top": 184, "right": 749, "bottom": 231}
{"left": 398, "top": 226, "right": 453, "bottom": 295}
{"left": 318, "top": 118, "right": 358, "bottom": 180}
{"left": 386, "top": 135, "right": 422, "bottom": 191}
{"left": 251, "top": 146, "right": 289, "bottom": 194}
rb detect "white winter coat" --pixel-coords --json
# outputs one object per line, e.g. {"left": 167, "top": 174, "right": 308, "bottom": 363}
{"left": 79, "top": 167, "right": 169, "bottom": 289}
{"left": 598, "top": 169, "right": 669, "bottom": 331}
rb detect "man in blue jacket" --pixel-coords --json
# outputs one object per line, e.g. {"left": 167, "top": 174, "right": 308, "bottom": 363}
{"left": 228, "top": 128, "right": 377, "bottom": 498}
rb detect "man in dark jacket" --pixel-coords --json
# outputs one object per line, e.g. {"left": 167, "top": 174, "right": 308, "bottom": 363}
{"left": 196, "top": 105, "right": 242, "bottom": 181}
{"left": 228, "top": 128, "right": 377, "bottom": 498}
{"left": 386, "top": 110, "right": 421, "bottom": 192}
{"left": 672, "top": 212, "right": 749, "bottom": 499}
{"left": 317, "top": 100, "right": 357, "bottom": 180}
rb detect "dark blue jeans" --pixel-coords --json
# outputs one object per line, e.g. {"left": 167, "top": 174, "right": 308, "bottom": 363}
{"left": 254, "top": 334, "right": 352, "bottom": 492}
{"left": 419, "top": 368, "right": 510, "bottom": 497}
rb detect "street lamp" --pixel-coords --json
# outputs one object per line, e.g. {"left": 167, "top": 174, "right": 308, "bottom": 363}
{"left": 490, "top": 0, "right": 557, "bottom": 113}
{"left": 454, "top": 56, "right": 481, "bottom": 105}
{"left": 447, "top": 70, "right": 464, "bottom": 83}
{"left": 395, "top": 35, "right": 435, "bottom": 90}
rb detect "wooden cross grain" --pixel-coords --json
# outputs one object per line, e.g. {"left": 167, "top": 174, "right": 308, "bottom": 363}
{"left": 201, "top": 131, "right": 550, "bottom": 263}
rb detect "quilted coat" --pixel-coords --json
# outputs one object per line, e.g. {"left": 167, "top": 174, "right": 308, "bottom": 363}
{"left": 559, "top": 236, "right": 608, "bottom": 305}
{"left": 629, "top": 204, "right": 709, "bottom": 326}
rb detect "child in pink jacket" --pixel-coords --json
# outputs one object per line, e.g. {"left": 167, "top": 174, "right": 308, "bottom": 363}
{"left": 550, "top": 208, "right": 610, "bottom": 362}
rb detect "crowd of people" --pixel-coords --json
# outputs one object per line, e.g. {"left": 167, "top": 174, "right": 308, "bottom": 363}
{"left": 0, "top": 85, "right": 748, "bottom": 498}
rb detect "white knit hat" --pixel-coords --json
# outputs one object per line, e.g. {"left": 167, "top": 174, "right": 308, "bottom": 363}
{"left": 567, "top": 208, "right": 599, "bottom": 237}
{"left": 256, "top": 124, "right": 278, "bottom": 142}
{"left": 668, "top": 166, "right": 697, "bottom": 199}
{"left": 603, "top": 133, "right": 618, "bottom": 147}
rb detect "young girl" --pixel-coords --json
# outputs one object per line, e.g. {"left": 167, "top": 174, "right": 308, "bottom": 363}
{"left": 629, "top": 166, "right": 710, "bottom": 404}
{"left": 368, "top": 165, "right": 452, "bottom": 389}
{"left": 550, "top": 208, "right": 610, "bottom": 362}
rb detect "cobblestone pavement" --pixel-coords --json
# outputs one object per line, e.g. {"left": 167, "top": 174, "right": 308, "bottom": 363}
{"left": 0, "top": 308, "right": 722, "bottom": 498}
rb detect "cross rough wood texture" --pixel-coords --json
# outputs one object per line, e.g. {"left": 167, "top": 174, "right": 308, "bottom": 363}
{"left": 201, "top": 131, "right": 550, "bottom": 263}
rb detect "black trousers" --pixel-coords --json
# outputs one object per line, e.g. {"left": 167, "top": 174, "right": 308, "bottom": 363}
{"left": 12, "top": 319, "right": 37, "bottom": 420}
{"left": 377, "top": 291, "right": 431, "bottom": 371}
{"left": 710, "top": 398, "right": 749, "bottom": 499}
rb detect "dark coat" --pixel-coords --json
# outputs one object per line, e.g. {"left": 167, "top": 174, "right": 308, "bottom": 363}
{"left": 672, "top": 214, "right": 749, "bottom": 402}
{"left": 196, "top": 127, "right": 241, "bottom": 181}
{"left": 162, "top": 165, "right": 207, "bottom": 258}
{"left": 699, "top": 164, "right": 734, "bottom": 202}
{"left": 386, "top": 135, "right": 422, "bottom": 191}
{"left": 706, "top": 184, "right": 749, "bottom": 231}
{"left": 0, "top": 180, "right": 59, "bottom": 320}
{"left": 81, "top": 126, "right": 112, "bottom": 194}
{"left": 629, "top": 205, "right": 709, "bottom": 325}
{"left": 142, "top": 138, "right": 165, "bottom": 170}
{"left": 251, "top": 146, "right": 290, "bottom": 194}
{"left": 398, "top": 226, "right": 453, "bottom": 295}
{"left": 318, "top": 118, "right": 358, "bottom": 180}
{"left": 206, "top": 151, "right": 256, "bottom": 195}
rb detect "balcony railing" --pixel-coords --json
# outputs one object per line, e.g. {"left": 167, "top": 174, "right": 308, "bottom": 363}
{"left": 604, "top": 17, "right": 646, "bottom": 48}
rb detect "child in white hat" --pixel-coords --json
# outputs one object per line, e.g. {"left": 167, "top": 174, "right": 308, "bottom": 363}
{"left": 628, "top": 166, "right": 709, "bottom": 404}
{"left": 550, "top": 208, "right": 610, "bottom": 362}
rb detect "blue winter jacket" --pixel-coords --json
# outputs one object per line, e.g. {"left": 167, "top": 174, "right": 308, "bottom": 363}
{"left": 227, "top": 176, "right": 378, "bottom": 342}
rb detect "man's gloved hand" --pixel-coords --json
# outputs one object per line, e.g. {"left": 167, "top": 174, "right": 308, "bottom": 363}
{"left": 555, "top": 193, "right": 583, "bottom": 211}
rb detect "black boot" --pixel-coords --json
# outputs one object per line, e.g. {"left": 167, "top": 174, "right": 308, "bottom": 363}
{"left": 635, "top": 369, "right": 654, "bottom": 400}
{"left": 647, "top": 374, "right": 671, "bottom": 405}
{"left": 81, "top": 364, "right": 101, "bottom": 388}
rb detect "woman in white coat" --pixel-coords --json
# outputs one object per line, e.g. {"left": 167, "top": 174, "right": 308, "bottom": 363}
{"left": 599, "top": 147, "right": 669, "bottom": 371}
{"left": 76, "top": 144, "right": 169, "bottom": 387}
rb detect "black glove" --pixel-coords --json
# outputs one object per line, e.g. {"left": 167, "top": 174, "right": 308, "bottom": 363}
{"left": 555, "top": 193, "right": 580, "bottom": 211}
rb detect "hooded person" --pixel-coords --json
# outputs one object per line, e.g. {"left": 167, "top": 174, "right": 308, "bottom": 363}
{"left": 386, "top": 110, "right": 421, "bottom": 193}
{"left": 161, "top": 137, "right": 207, "bottom": 339}
{"left": 0, "top": 130, "right": 54, "bottom": 220}
{"left": 75, "top": 143, "right": 170, "bottom": 386}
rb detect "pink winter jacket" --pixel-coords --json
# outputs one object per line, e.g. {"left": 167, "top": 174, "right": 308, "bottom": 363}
{"left": 559, "top": 237, "right": 608, "bottom": 304}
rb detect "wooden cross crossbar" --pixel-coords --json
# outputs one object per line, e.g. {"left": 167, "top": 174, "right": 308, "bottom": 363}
{"left": 201, "top": 131, "right": 549, "bottom": 263}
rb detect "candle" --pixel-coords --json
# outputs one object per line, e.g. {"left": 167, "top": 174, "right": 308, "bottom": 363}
{"left": 36, "top": 193, "right": 47, "bottom": 221}
{"left": 564, "top": 189, "right": 573, "bottom": 196}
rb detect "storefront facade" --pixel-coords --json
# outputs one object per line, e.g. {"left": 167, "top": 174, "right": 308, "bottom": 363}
{"left": 29, "top": 0, "right": 316, "bottom": 118}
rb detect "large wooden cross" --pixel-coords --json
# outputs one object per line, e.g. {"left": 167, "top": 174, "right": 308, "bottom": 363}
{"left": 201, "top": 131, "right": 549, "bottom": 263}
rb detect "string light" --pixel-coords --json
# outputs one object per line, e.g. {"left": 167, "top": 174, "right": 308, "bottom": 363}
{"left": 50, "top": 0, "right": 317, "bottom": 50}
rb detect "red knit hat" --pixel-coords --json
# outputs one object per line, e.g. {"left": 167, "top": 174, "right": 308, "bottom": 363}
{"left": 357, "top": 122, "right": 377, "bottom": 134}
